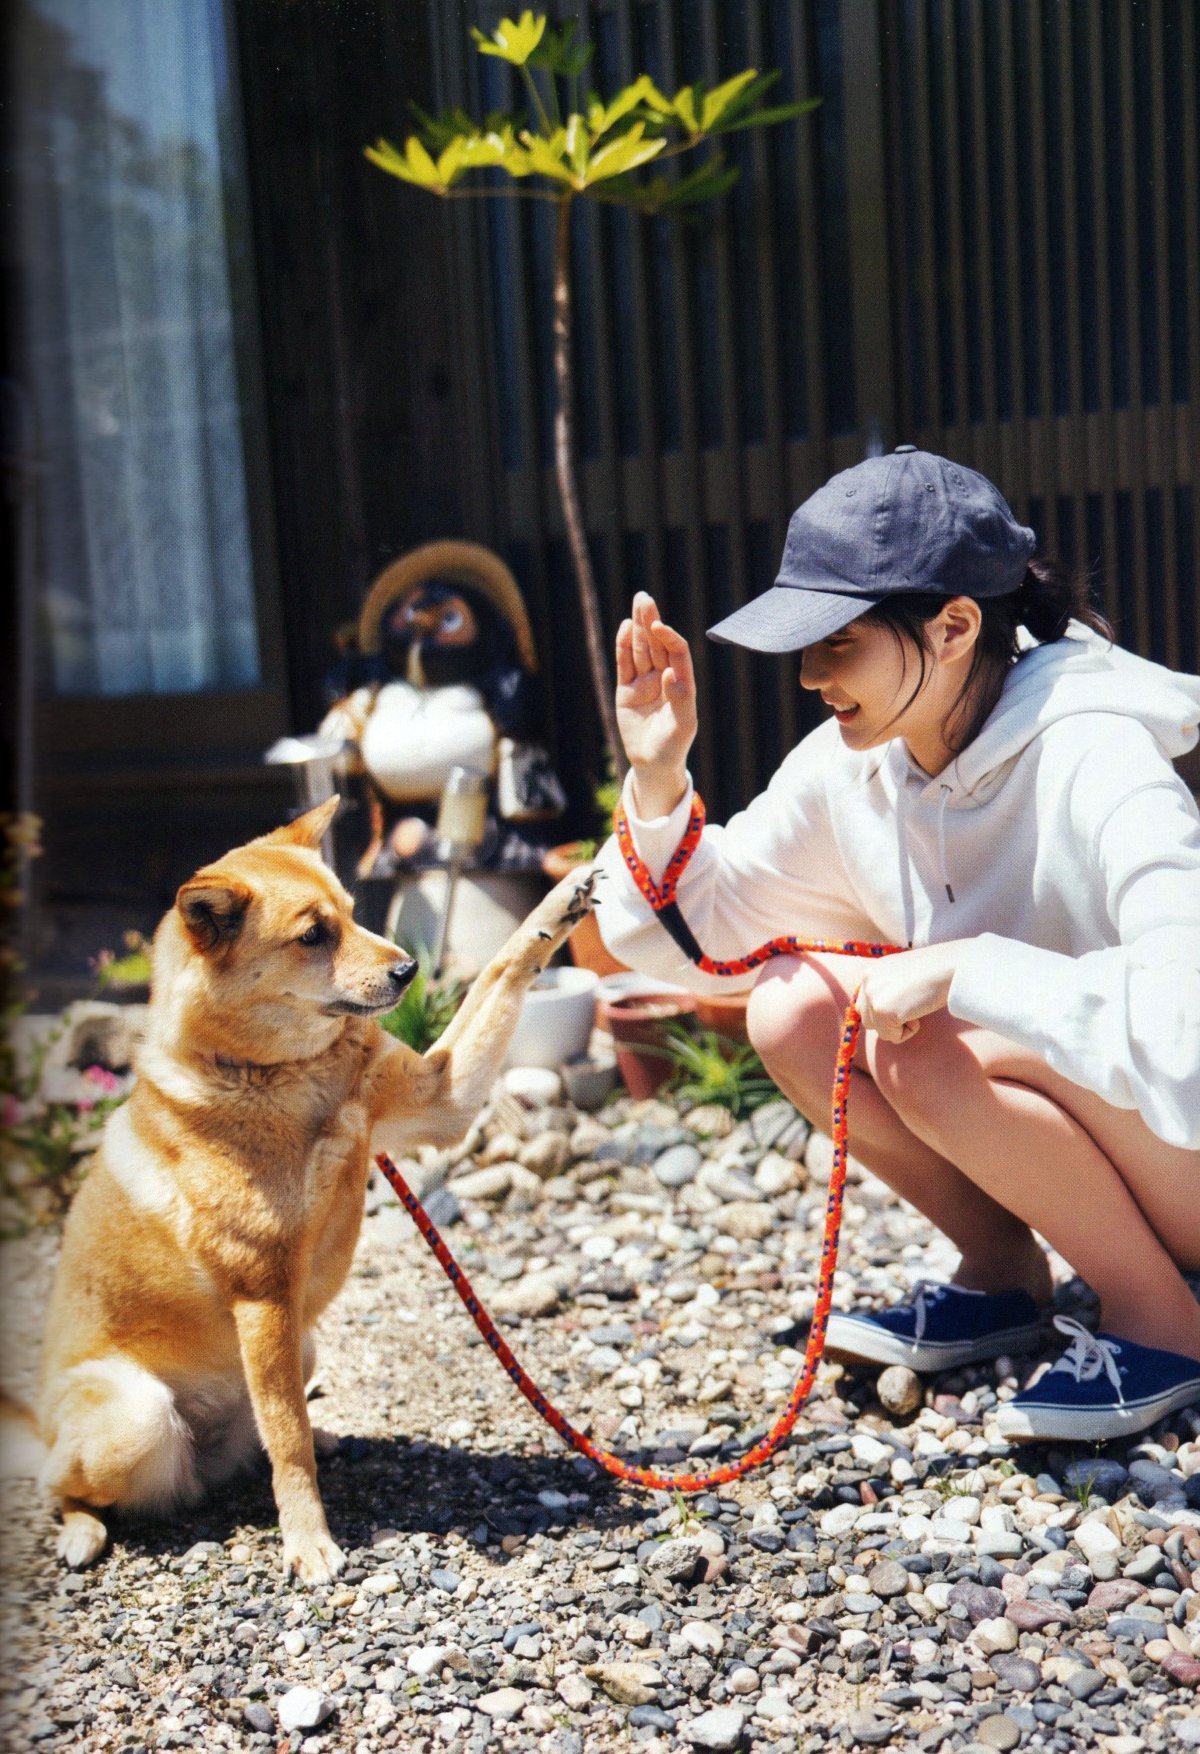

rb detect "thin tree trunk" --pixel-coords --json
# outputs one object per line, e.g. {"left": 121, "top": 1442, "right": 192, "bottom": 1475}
{"left": 551, "top": 195, "right": 626, "bottom": 783}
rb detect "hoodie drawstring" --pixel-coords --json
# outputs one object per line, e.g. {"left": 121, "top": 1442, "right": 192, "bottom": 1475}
{"left": 936, "top": 784, "right": 956, "bottom": 904}
{"left": 895, "top": 778, "right": 916, "bottom": 945}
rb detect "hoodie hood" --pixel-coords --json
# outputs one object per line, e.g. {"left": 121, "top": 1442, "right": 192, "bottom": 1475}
{"left": 909, "top": 622, "right": 1200, "bottom": 807}
{"left": 879, "top": 622, "right": 1200, "bottom": 938}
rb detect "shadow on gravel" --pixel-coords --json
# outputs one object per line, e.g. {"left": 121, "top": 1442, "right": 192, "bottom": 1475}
{"left": 108, "top": 1435, "right": 655, "bottom": 1571}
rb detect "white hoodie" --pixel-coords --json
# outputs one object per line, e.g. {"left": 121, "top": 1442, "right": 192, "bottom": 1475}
{"left": 595, "top": 624, "right": 1200, "bottom": 1150}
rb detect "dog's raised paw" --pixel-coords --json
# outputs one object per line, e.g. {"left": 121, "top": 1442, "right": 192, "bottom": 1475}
{"left": 561, "top": 868, "right": 600, "bottom": 925}
{"left": 284, "top": 1527, "right": 347, "bottom": 1587}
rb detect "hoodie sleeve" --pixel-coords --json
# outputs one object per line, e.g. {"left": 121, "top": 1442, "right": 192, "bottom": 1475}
{"left": 948, "top": 730, "right": 1200, "bottom": 1149}
{"left": 593, "top": 723, "right": 873, "bottom": 995}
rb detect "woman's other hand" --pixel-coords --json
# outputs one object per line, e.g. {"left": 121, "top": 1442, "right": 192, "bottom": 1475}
{"left": 615, "top": 592, "right": 698, "bottom": 819}
{"left": 853, "top": 942, "right": 966, "bottom": 1043}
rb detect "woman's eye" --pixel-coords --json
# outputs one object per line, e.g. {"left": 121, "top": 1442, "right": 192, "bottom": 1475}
{"left": 440, "top": 608, "right": 463, "bottom": 633}
{"left": 298, "top": 922, "right": 327, "bottom": 947}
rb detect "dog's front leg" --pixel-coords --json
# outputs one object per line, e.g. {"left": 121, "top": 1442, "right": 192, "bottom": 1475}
{"left": 232, "top": 1298, "right": 345, "bottom": 1585}
{"left": 370, "top": 867, "right": 598, "bottom": 1149}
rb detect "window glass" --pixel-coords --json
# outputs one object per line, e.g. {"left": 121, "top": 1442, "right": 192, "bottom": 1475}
{"left": 13, "top": 0, "right": 261, "bottom": 697}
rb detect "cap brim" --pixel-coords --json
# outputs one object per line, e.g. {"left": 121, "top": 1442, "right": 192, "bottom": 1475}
{"left": 706, "top": 585, "right": 879, "bottom": 653}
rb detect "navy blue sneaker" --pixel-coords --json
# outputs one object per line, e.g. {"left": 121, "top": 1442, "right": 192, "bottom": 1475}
{"left": 995, "top": 1315, "right": 1200, "bottom": 1443}
{"left": 823, "top": 1280, "right": 1044, "bottom": 1372}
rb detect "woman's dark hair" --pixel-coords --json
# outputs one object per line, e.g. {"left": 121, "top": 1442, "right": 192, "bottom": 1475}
{"left": 858, "top": 559, "right": 1114, "bottom": 756}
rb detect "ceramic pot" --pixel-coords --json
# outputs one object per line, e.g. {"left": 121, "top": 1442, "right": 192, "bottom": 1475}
{"left": 504, "top": 965, "right": 599, "bottom": 1070}
{"left": 561, "top": 1053, "right": 619, "bottom": 1111}
{"left": 693, "top": 990, "right": 752, "bottom": 1045}
{"left": 542, "top": 843, "right": 627, "bottom": 977}
{"left": 598, "top": 989, "right": 697, "bottom": 1101}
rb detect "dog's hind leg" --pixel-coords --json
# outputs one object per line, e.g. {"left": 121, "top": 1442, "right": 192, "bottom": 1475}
{"left": 40, "top": 1356, "right": 201, "bottom": 1566}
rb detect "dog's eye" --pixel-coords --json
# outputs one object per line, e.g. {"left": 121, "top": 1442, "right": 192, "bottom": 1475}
{"left": 297, "top": 922, "right": 328, "bottom": 947}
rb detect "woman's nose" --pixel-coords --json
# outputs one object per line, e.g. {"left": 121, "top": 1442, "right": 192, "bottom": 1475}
{"left": 798, "top": 651, "right": 822, "bottom": 690}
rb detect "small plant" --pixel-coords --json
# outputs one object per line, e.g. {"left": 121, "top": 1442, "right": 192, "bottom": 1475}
{"left": 367, "top": 12, "right": 817, "bottom": 775}
{"left": 658, "top": 1024, "right": 777, "bottom": 1117}
{"left": 0, "top": 814, "right": 132, "bottom": 1234}
{"left": 928, "top": 1473, "right": 968, "bottom": 1504}
{"left": 378, "top": 943, "right": 467, "bottom": 1053}
{"left": 562, "top": 757, "right": 623, "bottom": 862}
{"left": 94, "top": 930, "right": 153, "bottom": 991}
{"left": 1068, "top": 1462, "right": 1103, "bottom": 1511}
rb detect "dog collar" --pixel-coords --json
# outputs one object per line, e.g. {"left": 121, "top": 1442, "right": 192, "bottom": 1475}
{"left": 213, "top": 1053, "right": 282, "bottom": 1075}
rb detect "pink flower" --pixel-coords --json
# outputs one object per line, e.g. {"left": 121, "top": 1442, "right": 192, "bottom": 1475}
{"left": 82, "top": 1065, "right": 122, "bottom": 1095}
{"left": 2, "top": 1094, "right": 24, "bottom": 1128}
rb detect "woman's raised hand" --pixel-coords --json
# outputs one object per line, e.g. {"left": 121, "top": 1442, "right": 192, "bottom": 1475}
{"left": 615, "top": 592, "right": 697, "bottom": 818}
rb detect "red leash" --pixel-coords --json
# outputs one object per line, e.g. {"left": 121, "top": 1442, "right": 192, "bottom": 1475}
{"left": 375, "top": 794, "right": 906, "bottom": 1491}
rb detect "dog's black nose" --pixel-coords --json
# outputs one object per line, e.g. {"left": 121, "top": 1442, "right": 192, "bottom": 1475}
{"left": 389, "top": 958, "right": 418, "bottom": 992}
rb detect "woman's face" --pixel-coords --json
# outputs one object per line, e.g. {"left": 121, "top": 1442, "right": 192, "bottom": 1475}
{"left": 799, "top": 616, "right": 927, "bottom": 741}
{"left": 799, "top": 599, "right": 982, "bottom": 774}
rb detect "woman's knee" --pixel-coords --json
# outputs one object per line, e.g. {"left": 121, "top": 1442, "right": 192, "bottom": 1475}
{"left": 747, "top": 959, "right": 837, "bottom": 1079}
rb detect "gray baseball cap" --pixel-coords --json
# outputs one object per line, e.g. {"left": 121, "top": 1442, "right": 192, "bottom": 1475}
{"left": 707, "top": 446, "right": 1038, "bottom": 653}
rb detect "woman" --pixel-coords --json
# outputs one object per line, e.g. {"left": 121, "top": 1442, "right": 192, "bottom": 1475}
{"left": 595, "top": 446, "right": 1200, "bottom": 1444}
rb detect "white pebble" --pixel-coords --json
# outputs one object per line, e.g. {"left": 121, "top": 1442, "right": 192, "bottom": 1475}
{"left": 819, "top": 1503, "right": 862, "bottom": 1537}
{"left": 681, "top": 1621, "right": 724, "bottom": 1657}
{"left": 973, "top": 1616, "right": 1019, "bottom": 1655}
{"left": 363, "top": 1571, "right": 401, "bottom": 1596}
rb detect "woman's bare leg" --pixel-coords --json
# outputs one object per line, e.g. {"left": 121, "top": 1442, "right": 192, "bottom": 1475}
{"left": 867, "top": 1015, "right": 1200, "bottom": 1361}
{"left": 747, "top": 956, "right": 1054, "bottom": 1306}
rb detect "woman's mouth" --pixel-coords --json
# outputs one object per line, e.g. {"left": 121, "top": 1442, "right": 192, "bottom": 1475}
{"left": 826, "top": 701, "right": 859, "bottom": 723}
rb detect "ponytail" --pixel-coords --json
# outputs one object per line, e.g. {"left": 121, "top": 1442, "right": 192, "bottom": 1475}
{"left": 1012, "top": 557, "right": 1111, "bottom": 646}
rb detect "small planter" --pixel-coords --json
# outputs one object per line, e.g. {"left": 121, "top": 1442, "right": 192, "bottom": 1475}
{"left": 693, "top": 991, "right": 752, "bottom": 1046}
{"left": 561, "top": 1053, "right": 619, "bottom": 1111}
{"left": 504, "top": 966, "right": 599, "bottom": 1071}
{"left": 542, "top": 843, "right": 627, "bottom": 978}
{"left": 598, "top": 989, "right": 697, "bottom": 1101}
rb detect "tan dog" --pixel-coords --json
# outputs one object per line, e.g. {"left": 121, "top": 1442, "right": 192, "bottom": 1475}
{"left": 13, "top": 799, "right": 595, "bottom": 1583}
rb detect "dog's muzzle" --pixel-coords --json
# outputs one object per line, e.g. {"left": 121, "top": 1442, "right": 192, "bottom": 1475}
{"left": 326, "top": 957, "right": 419, "bottom": 1015}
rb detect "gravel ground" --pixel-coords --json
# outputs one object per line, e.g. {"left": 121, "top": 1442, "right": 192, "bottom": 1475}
{"left": 3, "top": 1076, "right": 1200, "bottom": 1754}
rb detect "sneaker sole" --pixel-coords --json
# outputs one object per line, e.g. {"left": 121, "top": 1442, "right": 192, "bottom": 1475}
{"left": 994, "top": 1376, "right": 1200, "bottom": 1444}
{"left": 823, "top": 1314, "right": 1044, "bottom": 1374}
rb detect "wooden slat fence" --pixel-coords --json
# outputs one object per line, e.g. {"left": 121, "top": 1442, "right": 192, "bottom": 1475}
{"left": 428, "top": 0, "right": 1199, "bottom": 820}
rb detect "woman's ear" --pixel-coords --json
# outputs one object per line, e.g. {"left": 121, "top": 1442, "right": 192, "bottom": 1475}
{"left": 937, "top": 596, "right": 982, "bottom": 662}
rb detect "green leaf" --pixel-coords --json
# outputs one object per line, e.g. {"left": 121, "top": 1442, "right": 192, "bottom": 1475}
{"left": 597, "top": 153, "right": 738, "bottom": 214}
{"left": 710, "top": 95, "right": 822, "bottom": 134}
{"left": 527, "top": 18, "right": 593, "bottom": 78}
{"left": 584, "top": 123, "right": 666, "bottom": 185}
{"left": 518, "top": 129, "right": 576, "bottom": 184}
{"left": 587, "top": 74, "right": 663, "bottom": 140}
{"left": 470, "top": 11, "right": 546, "bottom": 66}
{"left": 673, "top": 84, "right": 699, "bottom": 133}
{"left": 657, "top": 154, "right": 739, "bottom": 208}
{"left": 408, "top": 103, "right": 524, "bottom": 152}
{"left": 564, "top": 113, "right": 589, "bottom": 178}
{"left": 700, "top": 68, "right": 759, "bottom": 132}
{"left": 364, "top": 135, "right": 445, "bottom": 190}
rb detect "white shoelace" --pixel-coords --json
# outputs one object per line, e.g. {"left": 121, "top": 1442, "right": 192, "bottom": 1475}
{"left": 1045, "top": 1314, "right": 1126, "bottom": 1402}
{"left": 908, "top": 1280, "right": 950, "bottom": 1341}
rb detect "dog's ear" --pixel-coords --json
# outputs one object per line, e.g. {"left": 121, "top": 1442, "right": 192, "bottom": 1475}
{"left": 256, "top": 796, "right": 340, "bottom": 852}
{"left": 176, "top": 874, "right": 254, "bottom": 952}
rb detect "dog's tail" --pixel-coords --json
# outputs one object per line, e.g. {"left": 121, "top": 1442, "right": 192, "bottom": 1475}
{"left": 0, "top": 1391, "right": 43, "bottom": 1479}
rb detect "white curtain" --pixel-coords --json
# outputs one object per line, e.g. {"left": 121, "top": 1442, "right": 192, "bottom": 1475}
{"left": 15, "top": 0, "right": 261, "bottom": 698}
